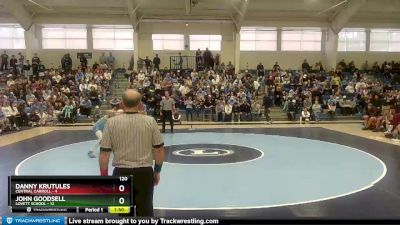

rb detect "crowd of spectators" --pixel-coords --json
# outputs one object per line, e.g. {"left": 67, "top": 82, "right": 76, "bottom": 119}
{"left": 0, "top": 51, "right": 114, "bottom": 135}
{"left": 1, "top": 48, "right": 400, "bottom": 140}
{"left": 123, "top": 54, "right": 400, "bottom": 140}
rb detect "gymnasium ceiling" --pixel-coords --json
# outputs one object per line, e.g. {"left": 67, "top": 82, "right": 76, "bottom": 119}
{"left": 0, "top": 0, "right": 400, "bottom": 27}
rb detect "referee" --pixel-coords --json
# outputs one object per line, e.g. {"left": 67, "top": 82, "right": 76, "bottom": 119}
{"left": 99, "top": 89, "right": 165, "bottom": 217}
{"left": 160, "top": 91, "right": 176, "bottom": 133}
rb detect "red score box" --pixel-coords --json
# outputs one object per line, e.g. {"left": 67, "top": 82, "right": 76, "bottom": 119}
{"left": 29, "top": 184, "right": 131, "bottom": 195}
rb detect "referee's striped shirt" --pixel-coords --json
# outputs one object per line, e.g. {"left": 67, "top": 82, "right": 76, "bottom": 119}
{"left": 100, "top": 112, "right": 164, "bottom": 168}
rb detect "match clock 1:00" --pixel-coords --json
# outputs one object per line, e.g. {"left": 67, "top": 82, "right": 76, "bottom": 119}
{"left": 108, "top": 206, "right": 130, "bottom": 214}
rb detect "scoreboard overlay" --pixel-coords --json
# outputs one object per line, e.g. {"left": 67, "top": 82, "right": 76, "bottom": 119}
{"left": 8, "top": 176, "right": 133, "bottom": 214}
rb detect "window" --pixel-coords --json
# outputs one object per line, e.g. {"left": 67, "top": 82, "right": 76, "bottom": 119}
{"left": 152, "top": 34, "right": 184, "bottom": 51}
{"left": 93, "top": 25, "right": 134, "bottom": 50}
{"left": 281, "top": 28, "right": 322, "bottom": 51}
{"left": 0, "top": 24, "right": 25, "bottom": 49}
{"left": 240, "top": 27, "right": 277, "bottom": 51}
{"left": 338, "top": 29, "right": 366, "bottom": 51}
{"left": 42, "top": 25, "right": 87, "bottom": 49}
{"left": 370, "top": 29, "right": 400, "bottom": 52}
{"left": 189, "top": 35, "right": 222, "bottom": 51}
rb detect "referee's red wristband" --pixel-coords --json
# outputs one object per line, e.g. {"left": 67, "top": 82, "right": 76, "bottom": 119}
{"left": 100, "top": 169, "right": 108, "bottom": 176}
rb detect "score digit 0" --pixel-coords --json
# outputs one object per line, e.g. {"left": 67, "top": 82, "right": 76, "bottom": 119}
{"left": 119, "top": 197, "right": 125, "bottom": 205}
{"left": 118, "top": 185, "right": 125, "bottom": 192}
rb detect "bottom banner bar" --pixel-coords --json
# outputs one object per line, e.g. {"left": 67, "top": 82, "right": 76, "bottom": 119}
{"left": 1, "top": 217, "right": 396, "bottom": 225}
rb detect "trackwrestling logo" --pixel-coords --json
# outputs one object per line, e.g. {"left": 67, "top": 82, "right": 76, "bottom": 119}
{"left": 2, "top": 216, "right": 64, "bottom": 225}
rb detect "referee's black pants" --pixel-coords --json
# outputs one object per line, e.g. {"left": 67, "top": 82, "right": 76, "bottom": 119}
{"left": 113, "top": 167, "right": 154, "bottom": 217}
{"left": 162, "top": 110, "right": 173, "bottom": 133}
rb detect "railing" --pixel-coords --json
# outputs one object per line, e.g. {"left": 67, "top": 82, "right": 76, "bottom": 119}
{"left": 169, "top": 56, "right": 196, "bottom": 71}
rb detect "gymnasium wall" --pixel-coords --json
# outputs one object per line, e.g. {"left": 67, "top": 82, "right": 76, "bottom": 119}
{"left": 137, "top": 21, "right": 235, "bottom": 70}
{"left": 2, "top": 18, "right": 400, "bottom": 71}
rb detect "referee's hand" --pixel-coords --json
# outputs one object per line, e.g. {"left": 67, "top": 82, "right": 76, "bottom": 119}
{"left": 154, "top": 172, "right": 160, "bottom": 186}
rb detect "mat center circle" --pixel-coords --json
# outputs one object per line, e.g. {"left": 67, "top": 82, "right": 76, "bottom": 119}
{"left": 164, "top": 144, "right": 263, "bottom": 164}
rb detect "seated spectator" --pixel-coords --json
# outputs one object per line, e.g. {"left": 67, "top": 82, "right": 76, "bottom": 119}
{"left": 99, "top": 62, "right": 108, "bottom": 70}
{"left": 312, "top": 100, "right": 322, "bottom": 122}
{"left": 0, "top": 107, "right": 9, "bottom": 134}
{"left": 110, "top": 96, "right": 121, "bottom": 110}
{"left": 203, "top": 96, "right": 213, "bottom": 121}
{"left": 215, "top": 100, "right": 225, "bottom": 122}
{"left": 362, "top": 103, "right": 380, "bottom": 130}
{"left": 26, "top": 91, "right": 35, "bottom": 106}
{"left": 54, "top": 96, "right": 64, "bottom": 114}
{"left": 345, "top": 82, "right": 355, "bottom": 94}
{"left": 21, "top": 104, "right": 31, "bottom": 126}
{"left": 53, "top": 72, "right": 62, "bottom": 84}
{"left": 46, "top": 109, "right": 58, "bottom": 125}
{"left": 274, "top": 86, "right": 283, "bottom": 106}
{"left": 89, "top": 86, "right": 100, "bottom": 107}
{"left": 374, "top": 107, "right": 391, "bottom": 132}
{"left": 384, "top": 108, "right": 400, "bottom": 138}
{"left": 349, "top": 61, "right": 356, "bottom": 73}
{"left": 339, "top": 96, "right": 356, "bottom": 116}
{"left": 92, "top": 106, "right": 102, "bottom": 121}
{"left": 60, "top": 100, "right": 75, "bottom": 123}
{"left": 240, "top": 101, "right": 252, "bottom": 121}
{"left": 104, "top": 69, "right": 112, "bottom": 81}
{"left": 287, "top": 99, "right": 298, "bottom": 121}
{"left": 303, "top": 96, "right": 312, "bottom": 110}
{"left": 38, "top": 110, "right": 48, "bottom": 126}
{"left": 252, "top": 101, "right": 262, "bottom": 121}
{"left": 331, "top": 74, "right": 341, "bottom": 91}
{"left": 300, "top": 107, "right": 311, "bottom": 124}
{"left": 327, "top": 95, "right": 337, "bottom": 120}
{"left": 92, "top": 61, "right": 99, "bottom": 71}
{"left": 224, "top": 101, "right": 233, "bottom": 122}
{"left": 232, "top": 102, "right": 241, "bottom": 122}
{"left": 371, "top": 94, "right": 383, "bottom": 110}
{"left": 28, "top": 110, "right": 40, "bottom": 127}
{"left": 2, "top": 101, "right": 20, "bottom": 130}
{"left": 79, "top": 96, "right": 92, "bottom": 117}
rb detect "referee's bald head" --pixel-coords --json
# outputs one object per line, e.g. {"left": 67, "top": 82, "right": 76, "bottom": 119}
{"left": 122, "top": 89, "right": 142, "bottom": 109}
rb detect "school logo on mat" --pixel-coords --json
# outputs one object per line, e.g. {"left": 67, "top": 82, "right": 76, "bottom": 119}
{"left": 7, "top": 217, "right": 13, "bottom": 224}
{"left": 173, "top": 149, "right": 234, "bottom": 157}
{"left": 165, "top": 144, "right": 262, "bottom": 164}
